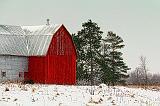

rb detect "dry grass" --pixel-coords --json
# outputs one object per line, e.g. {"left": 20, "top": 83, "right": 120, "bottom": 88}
{"left": 126, "top": 84, "right": 160, "bottom": 91}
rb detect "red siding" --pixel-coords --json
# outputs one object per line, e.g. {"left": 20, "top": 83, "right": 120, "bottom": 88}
{"left": 26, "top": 25, "right": 76, "bottom": 85}
{"left": 28, "top": 56, "right": 47, "bottom": 83}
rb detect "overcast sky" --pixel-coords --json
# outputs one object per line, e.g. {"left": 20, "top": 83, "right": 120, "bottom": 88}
{"left": 0, "top": 0, "right": 160, "bottom": 73}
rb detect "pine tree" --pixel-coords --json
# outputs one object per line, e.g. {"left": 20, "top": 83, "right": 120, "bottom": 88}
{"left": 101, "top": 31, "right": 130, "bottom": 85}
{"left": 72, "top": 20, "right": 103, "bottom": 85}
{"left": 72, "top": 33, "right": 89, "bottom": 81}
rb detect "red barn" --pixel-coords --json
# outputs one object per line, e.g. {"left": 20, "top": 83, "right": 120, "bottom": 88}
{"left": 0, "top": 24, "right": 76, "bottom": 85}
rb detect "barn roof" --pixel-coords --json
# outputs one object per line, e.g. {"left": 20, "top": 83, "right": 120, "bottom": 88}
{"left": 0, "top": 24, "right": 61, "bottom": 56}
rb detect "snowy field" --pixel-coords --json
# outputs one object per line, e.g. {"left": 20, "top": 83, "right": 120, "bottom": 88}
{"left": 0, "top": 83, "right": 160, "bottom": 106}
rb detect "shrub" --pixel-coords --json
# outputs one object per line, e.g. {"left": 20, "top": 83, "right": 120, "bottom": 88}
{"left": 5, "top": 87, "right": 9, "bottom": 91}
{"left": 23, "top": 80, "right": 34, "bottom": 84}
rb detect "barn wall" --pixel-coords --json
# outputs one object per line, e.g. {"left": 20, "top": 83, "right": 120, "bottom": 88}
{"left": 46, "top": 25, "right": 76, "bottom": 84}
{"left": 0, "top": 55, "right": 28, "bottom": 82}
{"left": 27, "top": 56, "right": 47, "bottom": 83}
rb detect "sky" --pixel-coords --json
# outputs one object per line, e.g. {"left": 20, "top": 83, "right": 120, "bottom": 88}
{"left": 0, "top": 0, "right": 160, "bottom": 73}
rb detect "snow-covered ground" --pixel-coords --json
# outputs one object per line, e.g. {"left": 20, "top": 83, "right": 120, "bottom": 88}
{"left": 0, "top": 83, "right": 160, "bottom": 106}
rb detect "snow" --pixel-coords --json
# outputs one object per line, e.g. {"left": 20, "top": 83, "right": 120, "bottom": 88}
{"left": 0, "top": 83, "right": 160, "bottom": 106}
{"left": 22, "top": 25, "right": 46, "bottom": 32}
{"left": 21, "top": 24, "right": 61, "bottom": 35}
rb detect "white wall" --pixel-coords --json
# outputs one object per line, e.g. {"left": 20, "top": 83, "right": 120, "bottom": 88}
{"left": 0, "top": 55, "right": 28, "bottom": 82}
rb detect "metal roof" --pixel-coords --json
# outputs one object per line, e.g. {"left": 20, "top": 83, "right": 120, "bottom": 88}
{"left": 0, "top": 24, "right": 61, "bottom": 56}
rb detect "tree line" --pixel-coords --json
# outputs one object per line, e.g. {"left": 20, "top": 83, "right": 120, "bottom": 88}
{"left": 72, "top": 19, "right": 130, "bottom": 86}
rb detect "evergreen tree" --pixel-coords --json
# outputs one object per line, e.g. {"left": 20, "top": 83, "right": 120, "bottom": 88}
{"left": 72, "top": 33, "right": 88, "bottom": 81}
{"left": 100, "top": 31, "right": 130, "bottom": 85}
{"left": 72, "top": 20, "right": 103, "bottom": 85}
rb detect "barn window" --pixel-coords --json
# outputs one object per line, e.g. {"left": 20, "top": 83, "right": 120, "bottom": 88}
{"left": 57, "top": 34, "right": 65, "bottom": 55}
{"left": 61, "top": 32, "right": 65, "bottom": 55}
{"left": 1, "top": 71, "right": 6, "bottom": 77}
{"left": 56, "top": 31, "right": 65, "bottom": 55}
{"left": 24, "top": 72, "right": 28, "bottom": 79}
{"left": 19, "top": 72, "right": 23, "bottom": 78}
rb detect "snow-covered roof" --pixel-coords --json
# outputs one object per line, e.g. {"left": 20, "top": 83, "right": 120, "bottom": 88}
{"left": 0, "top": 24, "right": 62, "bottom": 56}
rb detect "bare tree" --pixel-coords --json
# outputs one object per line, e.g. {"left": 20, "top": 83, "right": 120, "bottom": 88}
{"left": 127, "top": 67, "right": 145, "bottom": 85}
{"left": 127, "top": 56, "right": 150, "bottom": 87}
{"left": 135, "top": 67, "right": 140, "bottom": 85}
{"left": 140, "top": 56, "right": 148, "bottom": 87}
{"left": 150, "top": 73, "right": 160, "bottom": 85}
{"left": 127, "top": 58, "right": 160, "bottom": 86}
